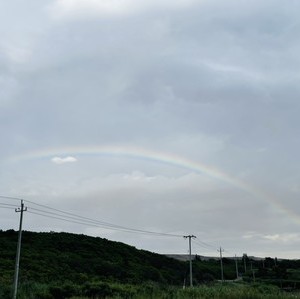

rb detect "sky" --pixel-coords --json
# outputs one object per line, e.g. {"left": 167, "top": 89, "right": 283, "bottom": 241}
{"left": 1, "top": 0, "right": 300, "bottom": 259}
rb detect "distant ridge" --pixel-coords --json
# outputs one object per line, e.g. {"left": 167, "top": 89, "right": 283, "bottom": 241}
{"left": 166, "top": 254, "right": 275, "bottom": 262}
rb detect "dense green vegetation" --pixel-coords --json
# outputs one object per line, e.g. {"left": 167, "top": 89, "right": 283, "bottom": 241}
{"left": 1, "top": 281, "right": 300, "bottom": 299}
{"left": 1, "top": 230, "right": 300, "bottom": 298}
{"left": 0, "top": 230, "right": 190, "bottom": 286}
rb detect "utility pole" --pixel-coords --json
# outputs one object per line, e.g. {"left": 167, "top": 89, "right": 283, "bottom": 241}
{"left": 184, "top": 235, "right": 196, "bottom": 287}
{"left": 13, "top": 200, "right": 27, "bottom": 299}
{"left": 218, "top": 247, "right": 224, "bottom": 282}
{"left": 243, "top": 253, "right": 247, "bottom": 273}
{"left": 235, "top": 254, "right": 239, "bottom": 279}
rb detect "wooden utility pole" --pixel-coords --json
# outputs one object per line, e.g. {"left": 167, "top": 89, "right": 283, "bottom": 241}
{"left": 243, "top": 253, "right": 247, "bottom": 273}
{"left": 184, "top": 235, "right": 196, "bottom": 287}
{"left": 13, "top": 200, "right": 27, "bottom": 299}
{"left": 235, "top": 254, "right": 239, "bottom": 279}
{"left": 218, "top": 247, "right": 224, "bottom": 282}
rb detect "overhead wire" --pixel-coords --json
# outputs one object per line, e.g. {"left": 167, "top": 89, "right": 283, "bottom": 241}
{"left": 0, "top": 202, "right": 19, "bottom": 208}
{"left": 23, "top": 199, "right": 183, "bottom": 238}
{"left": 0, "top": 195, "right": 184, "bottom": 237}
{"left": 26, "top": 201, "right": 144, "bottom": 229}
{"left": 0, "top": 195, "right": 24, "bottom": 202}
{"left": 0, "top": 194, "right": 234, "bottom": 260}
{"left": 0, "top": 195, "right": 217, "bottom": 247}
{"left": 0, "top": 202, "right": 19, "bottom": 211}
{"left": 27, "top": 210, "right": 113, "bottom": 230}
{"left": 193, "top": 239, "right": 218, "bottom": 251}
{"left": 0, "top": 206, "right": 17, "bottom": 210}
{"left": 27, "top": 210, "right": 180, "bottom": 236}
{"left": 28, "top": 207, "right": 105, "bottom": 225}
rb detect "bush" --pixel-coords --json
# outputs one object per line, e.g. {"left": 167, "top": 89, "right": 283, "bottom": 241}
{"left": 202, "top": 273, "right": 215, "bottom": 282}
{"left": 49, "top": 283, "right": 78, "bottom": 299}
{"left": 16, "top": 282, "right": 53, "bottom": 299}
{"left": 0, "top": 284, "right": 11, "bottom": 299}
{"left": 83, "top": 282, "right": 113, "bottom": 298}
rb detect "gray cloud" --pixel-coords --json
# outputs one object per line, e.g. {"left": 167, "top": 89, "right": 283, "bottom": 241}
{"left": 1, "top": 0, "right": 300, "bottom": 258}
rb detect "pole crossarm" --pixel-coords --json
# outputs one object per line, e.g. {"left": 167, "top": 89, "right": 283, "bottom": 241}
{"left": 15, "top": 206, "right": 27, "bottom": 213}
{"left": 183, "top": 235, "right": 196, "bottom": 239}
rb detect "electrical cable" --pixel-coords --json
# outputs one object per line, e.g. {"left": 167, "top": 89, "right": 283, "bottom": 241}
{"left": 27, "top": 210, "right": 182, "bottom": 237}
{"left": 0, "top": 195, "right": 24, "bottom": 201}
{"left": 0, "top": 202, "right": 19, "bottom": 208}
{"left": 25, "top": 200, "right": 182, "bottom": 237}
{"left": 1, "top": 195, "right": 217, "bottom": 241}
{"left": 0, "top": 206, "right": 17, "bottom": 210}
{"left": 24, "top": 200, "right": 183, "bottom": 237}
{"left": 193, "top": 239, "right": 218, "bottom": 251}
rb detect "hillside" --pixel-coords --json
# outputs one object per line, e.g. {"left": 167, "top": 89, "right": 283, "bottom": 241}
{"left": 2, "top": 230, "right": 300, "bottom": 299}
{"left": 0, "top": 230, "right": 192, "bottom": 286}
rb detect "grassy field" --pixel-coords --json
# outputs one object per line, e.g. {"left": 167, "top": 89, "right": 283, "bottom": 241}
{"left": 69, "top": 283, "right": 300, "bottom": 299}
{"left": 2, "top": 281, "right": 300, "bottom": 299}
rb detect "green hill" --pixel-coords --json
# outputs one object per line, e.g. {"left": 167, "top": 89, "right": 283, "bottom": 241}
{"left": 0, "top": 230, "right": 191, "bottom": 286}
{"left": 2, "top": 230, "right": 300, "bottom": 298}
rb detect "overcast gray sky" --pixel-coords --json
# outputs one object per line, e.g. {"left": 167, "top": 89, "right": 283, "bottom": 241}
{"left": 1, "top": 0, "right": 300, "bottom": 258}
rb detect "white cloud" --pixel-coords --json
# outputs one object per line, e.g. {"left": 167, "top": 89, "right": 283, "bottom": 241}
{"left": 264, "top": 234, "right": 280, "bottom": 241}
{"left": 263, "top": 233, "right": 299, "bottom": 243}
{"left": 51, "top": 156, "right": 77, "bottom": 164}
{"left": 242, "top": 232, "right": 257, "bottom": 240}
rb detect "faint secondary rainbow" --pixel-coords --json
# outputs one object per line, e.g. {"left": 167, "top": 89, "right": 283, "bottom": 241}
{"left": 10, "top": 145, "right": 300, "bottom": 224}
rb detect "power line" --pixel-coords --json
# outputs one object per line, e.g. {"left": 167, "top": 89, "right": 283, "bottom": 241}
{"left": 0, "top": 195, "right": 24, "bottom": 202}
{"left": 0, "top": 206, "right": 17, "bottom": 210}
{"left": 193, "top": 242, "right": 216, "bottom": 253}
{"left": 23, "top": 202, "right": 183, "bottom": 238}
{"left": 25, "top": 200, "right": 183, "bottom": 237}
{"left": 0, "top": 202, "right": 19, "bottom": 207}
{"left": 28, "top": 207, "right": 110, "bottom": 225}
{"left": 0, "top": 194, "right": 185, "bottom": 237}
{"left": 193, "top": 239, "right": 217, "bottom": 251}
{"left": 27, "top": 211, "right": 113, "bottom": 230}
{"left": 27, "top": 209, "right": 182, "bottom": 237}
{"left": 27, "top": 205, "right": 141, "bottom": 230}
{"left": 1, "top": 196, "right": 219, "bottom": 249}
{"left": 27, "top": 210, "right": 176, "bottom": 236}
{"left": 1, "top": 196, "right": 218, "bottom": 247}
{"left": 0, "top": 202, "right": 19, "bottom": 212}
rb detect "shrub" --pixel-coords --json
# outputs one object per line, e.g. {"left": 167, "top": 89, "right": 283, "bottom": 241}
{"left": 83, "top": 282, "right": 113, "bottom": 298}
{"left": 49, "top": 283, "right": 78, "bottom": 299}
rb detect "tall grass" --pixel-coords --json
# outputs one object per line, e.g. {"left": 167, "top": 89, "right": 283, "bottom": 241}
{"left": 3, "top": 281, "right": 300, "bottom": 299}
{"left": 128, "top": 283, "right": 300, "bottom": 299}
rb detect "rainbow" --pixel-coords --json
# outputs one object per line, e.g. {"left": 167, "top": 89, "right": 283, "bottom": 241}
{"left": 9, "top": 145, "right": 299, "bottom": 223}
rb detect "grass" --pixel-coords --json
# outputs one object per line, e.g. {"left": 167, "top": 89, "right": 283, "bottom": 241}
{"left": 3, "top": 281, "right": 300, "bottom": 299}
{"left": 69, "top": 282, "right": 300, "bottom": 299}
